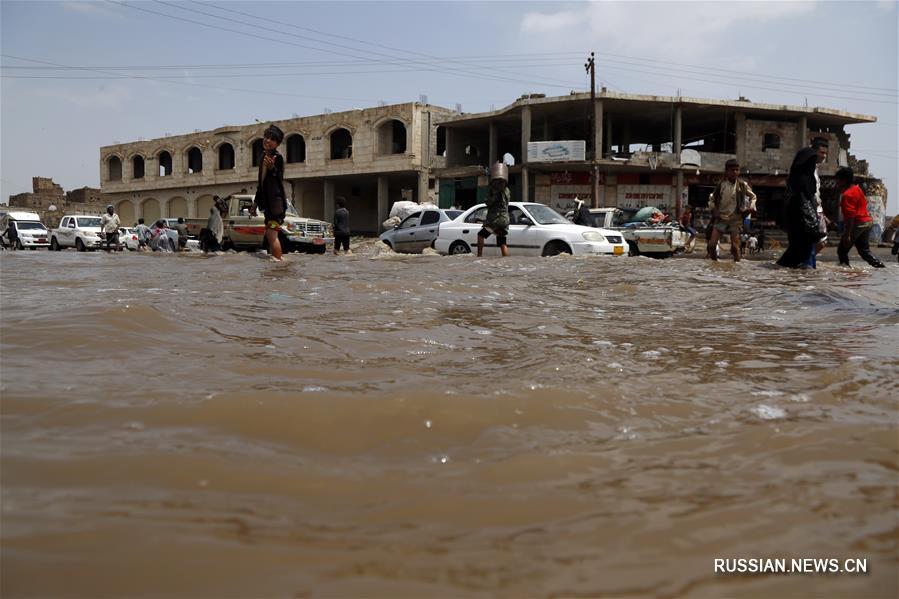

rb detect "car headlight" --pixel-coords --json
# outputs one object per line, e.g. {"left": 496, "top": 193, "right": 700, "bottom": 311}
{"left": 283, "top": 223, "right": 296, "bottom": 233}
{"left": 582, "top": 231, "right": 606, "bottom": 242}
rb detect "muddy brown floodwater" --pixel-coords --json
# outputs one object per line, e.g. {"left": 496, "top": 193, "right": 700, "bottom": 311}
{"left": 1, "top": 244, "right": 897, "bottom": 598}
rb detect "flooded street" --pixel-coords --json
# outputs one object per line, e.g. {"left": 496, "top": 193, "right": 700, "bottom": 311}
{"left": 1, "top": 247, "right": 897, "bottom": 597}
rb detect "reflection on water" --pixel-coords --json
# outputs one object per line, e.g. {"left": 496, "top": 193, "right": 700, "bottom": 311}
{"left": 1, "top": 247, "right": 897, "bottom": 597}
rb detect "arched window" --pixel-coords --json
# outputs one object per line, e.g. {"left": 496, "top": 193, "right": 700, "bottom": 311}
{"left": 108, "top": 156, "right": 122, "bottom": 181}
{"left": 218, "top": 143, "right": 235, "bottom": 170}
{"left": 286, "top": 134, "right": 305, "bottom": 163}
{"left": 330, "top": 128, "right": 353, "bottom": 159}
{"left": 376, "top": 119, "right": 406, "bottom": 155}
{"left": 132, "top": 155, "right": 145, "bottom": 179}
{"left": 158, "top": 151, "right": 172, "bottom": 177}
{"left": 251, "top": 138, "right": 264, "bottom": 167}
{"left": 187, "top": 147, "right": 203, "bottom": 173}
{"left": 762, "top": 133, "right": 781, "bottom": 151}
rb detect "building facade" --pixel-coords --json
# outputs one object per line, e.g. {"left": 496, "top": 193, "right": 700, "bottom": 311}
{"left": 432, "top": 91, "right": 882, "bottom": 229}
{"left": 7, "top": 177, "right": 106, "bottom": 228}
{"left": 100, "top": 102, "right": 456, "bottom": 234}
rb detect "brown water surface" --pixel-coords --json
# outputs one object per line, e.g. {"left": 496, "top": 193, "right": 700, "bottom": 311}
{"left": 1, "top": 246, "right": 897, "bottom": 597}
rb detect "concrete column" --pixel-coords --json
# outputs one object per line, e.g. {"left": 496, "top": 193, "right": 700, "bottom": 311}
{"left": 488, "top": 122, "right": 498, "bottom": 165}
{"left": 675, "top": 171, "right": 684, "bottom": 221}
{"left": 520, "top": 167, "right": 529, "bottom": 202}
{"left": 160, "top": 198, "right": 169, "bottom": 219}
{"left": 594, "top": 100, "right": 603, "bottom": 161}
{"left": 417, "top": 170, "right": 429, "bottom": 204}
{"left": 521, "top": 104, "right": 532, "bottom": 165}
{"left": 797, "top": 116, "right": 808, "bottom": 150}
{"left": 188, "top": 198, "right": 197, "bottom": 219}
{"left": 622, "top": 122, "right": 632, "bottom": 155}
{"left": 135, "top": 199, "right": 143, "bottom": 221}
{"left": 674, "top": 105, "right": 683, "bottom": 162}
{"left": 377, "top": 176, "right": 389, "bottom": 231}
{"left": 323, "top": 179, "right": 335, "bottom": 221}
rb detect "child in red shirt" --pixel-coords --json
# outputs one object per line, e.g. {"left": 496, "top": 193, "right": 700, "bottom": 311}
{"left": 835, "top": 167, "right": 884, "bottom": 268}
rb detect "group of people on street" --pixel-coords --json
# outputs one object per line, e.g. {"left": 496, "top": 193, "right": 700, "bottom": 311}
{"left": 776, "top": 139, "right": 884, "bottom": 269}
{"left": 69, "top": 126, "right": 888, "bottom": 268}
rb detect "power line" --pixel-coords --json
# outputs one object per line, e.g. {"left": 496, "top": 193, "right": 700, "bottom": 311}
{"left": 104, "top": 0, "right": 585, "bottom": 91}
{"left": 598, "top": 64, "right": 898, "bottom": 106}
{"left": 593, "top": 50, "right": 898, "bottom": 94}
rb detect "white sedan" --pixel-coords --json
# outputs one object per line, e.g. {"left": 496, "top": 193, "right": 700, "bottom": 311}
{"left": 434, "top": 202, "right": 627, "bottom": 257}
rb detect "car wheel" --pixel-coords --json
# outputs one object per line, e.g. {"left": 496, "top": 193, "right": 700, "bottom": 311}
{"left": 542, "top": 241, "right": 571, "bottom": 257}
{"left": 16, "top": 239, "right": 24, "bottom": 250}
{"left": 381, "top": 240, "right": 393, "bottom": 250}
{"left": 76, "top": 238, "right": 86, "bottom": 252}
{"left": 627, "top": 241, "right": 640, "bottom": 256}
{"left": 430, "top": 240, "right": 437, "bottom": 250}
{"left": 50, "top": 237, "right": 60, "bottom": 251}
{"left": 449, "top": 240, "right": 470, "bottom": 255}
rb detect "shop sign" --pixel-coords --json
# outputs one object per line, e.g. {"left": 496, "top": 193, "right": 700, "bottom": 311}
{"left": 617, "top": 185, "right": 672, "bottom": 209}
{"left": 528, "top": 141, "right": 586, "bottom": 163}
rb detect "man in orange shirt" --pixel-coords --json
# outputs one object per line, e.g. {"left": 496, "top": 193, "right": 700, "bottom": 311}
{"left": 835, "top": 167, "right": 884, "bottom": 268}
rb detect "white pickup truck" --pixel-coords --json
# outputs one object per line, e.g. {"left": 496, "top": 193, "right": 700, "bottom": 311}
{"left": 568, "top": 207, "right": 688, "bottom": 258}
{"left": 50, "top": 214, "right": 105, "bottom": 251}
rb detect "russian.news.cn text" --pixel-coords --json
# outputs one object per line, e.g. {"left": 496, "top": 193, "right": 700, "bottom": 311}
{"left": 715, "top": 558, "right": 868, "bottom": 575}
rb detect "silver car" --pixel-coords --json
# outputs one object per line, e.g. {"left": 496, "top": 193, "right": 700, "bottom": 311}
{"left": 379, "top": 208, "right": 463, "bottom": 253}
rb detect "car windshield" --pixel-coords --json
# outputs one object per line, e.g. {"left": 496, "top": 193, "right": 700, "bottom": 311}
{"left": 286, "top": 201, "right": 299, "bottom": 217}
{"left": 15, "top": 222, "right": 45, "bottom": 230}
{"left": 523, "top": 204, "right": 569, "bottom": 225}
{"left": 77, "top": 218, "right": 102, "bottom": 228}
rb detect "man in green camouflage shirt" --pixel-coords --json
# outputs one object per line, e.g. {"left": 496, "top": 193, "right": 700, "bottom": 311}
{"left": 477, "top": 162, "right": 511, "bottom": 257}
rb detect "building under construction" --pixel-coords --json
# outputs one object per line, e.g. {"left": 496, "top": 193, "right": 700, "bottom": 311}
{"left": 432, "top": 91, "right": 883, "bottom": 229}
{"left": 98, "top": 92, "right": 884, "bottom": 233}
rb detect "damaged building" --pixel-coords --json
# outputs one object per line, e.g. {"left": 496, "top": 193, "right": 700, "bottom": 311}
{"left": 432, "top": 91, "right": 884, "bottom": 229}
{"left": 99, "top": 102, "right": 455, "bottom": 234}
{"left": 99, "top": 93, "right": 884, "bottom": 233}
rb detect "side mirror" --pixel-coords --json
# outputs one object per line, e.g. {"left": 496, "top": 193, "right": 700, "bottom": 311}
{"left": 520, "top": 217, "right": 533, "bottom": 226}
{"left": 394, "top": 224, "right": 400, "bottom": 230}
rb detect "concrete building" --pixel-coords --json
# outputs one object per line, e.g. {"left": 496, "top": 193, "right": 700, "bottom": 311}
{"left": 100, "top": 102, "right": 456, "bottom": 234}
{"left": 7, "top": 177, "right": 105, "bottom": 228}
{"left": 432, "top": 91, "right": 883, "bottom": 229}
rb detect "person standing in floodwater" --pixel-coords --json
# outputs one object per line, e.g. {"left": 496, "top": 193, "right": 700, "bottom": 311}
{"left": 777, "top": 142, "right": 827, "bottom": 269}
{"left": 477, "top": 162, "right": 511, "bottom": 258}
{"left": 707, "top": 159, "right": 756, "bottom": 262}
{"left": 100, "top": 204, "right": 121, "bottom": 252}
{"left": 250, "top": 124, "right": 287, "bottom": 261}
{"left": 333, "top": 197, "right": 351, "bottom": 255}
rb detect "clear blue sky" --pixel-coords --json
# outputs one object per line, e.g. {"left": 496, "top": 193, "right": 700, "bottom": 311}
{"left": 2, "top": 1, "right": 897, "bottom": 212}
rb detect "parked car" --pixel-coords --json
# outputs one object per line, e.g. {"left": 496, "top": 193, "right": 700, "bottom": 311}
{"left": 119, "top": 227, "right": 140, "bottom": 251}
{"left": 379, "top": 208, "right": 463, "bottom": 253}
{"left": 1, "top": 211, "right": 51, "bottom": 249}
{"left": 50, "top": 215, "right": 104, "bottom": 251}
{"left": 434, "top": 202, "right": 627, "bottom": 257}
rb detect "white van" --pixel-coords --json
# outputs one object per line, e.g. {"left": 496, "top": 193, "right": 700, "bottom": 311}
{"left": 50, "top": 215, "right": 105, "bottom": 251}
{"left": 0, "top": 211, "right": 51, "bottom": 249}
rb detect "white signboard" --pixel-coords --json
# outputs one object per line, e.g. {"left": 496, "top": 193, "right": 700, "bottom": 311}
{"left": 527, "top": 140, "right": 586, "bottom": 163}
{"left": 617, "top": 185, "right": 672, "bottom": 210}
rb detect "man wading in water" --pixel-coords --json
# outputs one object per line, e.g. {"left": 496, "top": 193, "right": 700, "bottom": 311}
{"left": 250, "top": 124, "right": 287, "bottom": 261}
{"left": 707, "top": 159, "right": 756, "bottom": 262}
{"left": 477, "top": 162, "right": 511, "bottom": 257}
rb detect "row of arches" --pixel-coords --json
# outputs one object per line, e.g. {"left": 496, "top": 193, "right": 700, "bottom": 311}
{"left": 114, "top": 195, "right": 221, "bottom": 225}
{"left": 106, "top": 119, "right": 410, "bottom": 182}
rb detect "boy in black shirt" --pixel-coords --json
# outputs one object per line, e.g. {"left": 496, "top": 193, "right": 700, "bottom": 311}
{"left": 251, "top": 124, "right": 287, "bottom": 260}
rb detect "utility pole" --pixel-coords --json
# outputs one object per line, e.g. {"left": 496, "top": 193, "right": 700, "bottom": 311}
{"left": 585, "top": 52, "right": 600, "bottom": 207}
